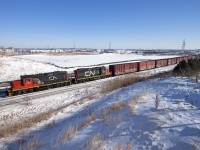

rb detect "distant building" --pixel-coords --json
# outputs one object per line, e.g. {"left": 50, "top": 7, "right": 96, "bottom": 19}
{"left": 31, "top": 49, "right": 64, "bottom": 53}
{"left": 116, "top": 49, "right": 126, "bottom": 54}
{"left": 55, "top": 49, "right": 64, "bottom": 53}
{"left": 96, "top": 49, "right": 102, "bottom": 53}
{"left": 0, "top": 47, "right": 15, "bottom": 53}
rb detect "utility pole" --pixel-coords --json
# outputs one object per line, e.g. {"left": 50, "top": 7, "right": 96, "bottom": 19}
{"left": 182, "top": 39, "right": 186, "bottom": 50}
{"left": 74, "top": 43, "right": 76, "bottom": 51}
{"left": 109, "top": 42, "right": 111, "bottom": 50}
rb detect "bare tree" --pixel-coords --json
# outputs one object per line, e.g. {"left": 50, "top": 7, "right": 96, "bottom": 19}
{"left": 155, "top": 94, "right": 160, "bottom": 109}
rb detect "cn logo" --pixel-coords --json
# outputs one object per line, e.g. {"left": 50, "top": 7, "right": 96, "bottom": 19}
{"left": 49, "top": 76, "right": 58, "bottom": 80}
{"left": 85, "top": 71, "right": 95, "bottom": 77}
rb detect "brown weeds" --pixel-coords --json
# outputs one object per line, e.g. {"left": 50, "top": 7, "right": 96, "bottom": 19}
{"left": 101, "top": 76, "right": 141, "bottom": 94}
{"left": 58, "top": 125, "right": 77, "bottom": 144}
{"left": 113, "top": 142, "right": 132, "bottom": 150}
{"left": 21, "top": 136, "right": 44, "bottom": 150}
{"left": 78, "top": 114, "right": 95, "bottom": 130}
{"left": 84, "top": 133, "right": 106, "bottom": 150}
{"left": 0, "top": 110, "right": 53, "bottom": 138}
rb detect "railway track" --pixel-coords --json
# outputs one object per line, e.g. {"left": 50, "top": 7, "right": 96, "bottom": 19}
{"left": 0, "top": 77, "right": 110, "bottom": 107}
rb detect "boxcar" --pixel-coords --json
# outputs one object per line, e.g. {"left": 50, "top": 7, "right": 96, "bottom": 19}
{"left": 167, "top": 58, "right": 172, "bottom": 65}
{"left": 138, "top": 61, "right": 147, "bottom": 71}
{"left": 155, "top": 60, "right": 162, "bottom": 68}
{"left": 74, "top": 67, "right": 106, "bottom": 81}
{"left": 146, "top": 60, "right": 156, "bottom": 69}
{"left": 156, "top": 59, "right": 167, "bottom": 68}
{"left": 139, "top": 60, "right": 156, "bottom": 71}
{"left": 162, "top": 59, "right": 168, "bottom": 66}
{"left": 176, "top": 57, "right": 181, "bottom": 64}
{"left": 171, "top": 58, "right": 177, "bottom": 64}
{"left": 109, "top": 62, "right": 138, "bottom": 76}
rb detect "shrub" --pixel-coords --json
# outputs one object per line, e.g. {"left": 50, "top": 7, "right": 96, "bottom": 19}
{"left": 173, "top": 59, "right": 200, "bottom": 77}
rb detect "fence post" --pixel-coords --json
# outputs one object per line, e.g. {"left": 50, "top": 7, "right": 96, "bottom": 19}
{"left": 196, "top": 73, "right": 200, "bottom": 83}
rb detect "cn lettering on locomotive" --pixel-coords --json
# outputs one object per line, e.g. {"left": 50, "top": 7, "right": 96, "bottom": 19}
{"left": 85, "top": 71, "right": 95, "bottom": 77}
{"left": 49, "top": 76, "right": 58, "bottom": 80}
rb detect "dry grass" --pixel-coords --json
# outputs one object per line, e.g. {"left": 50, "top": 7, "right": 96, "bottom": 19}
{"left": 56, "top": 114, "right": 96, "bottom": 144}
{"left": 132, "top": 89, "right": 149, "bottom": 104}
{"left": 101, "top": 108, "right": 112, "bottom": 121}
{"left": 84, "top": 133, "right": 106, "bottom": 150}
{"left": 134, "top": 91, "right": 148, "bottom": 103}
{"left": 101, "top": 102, "right": 127, "bottom": 123}
{"left": 57, "top": 125, "right": 77, "bottom": 144}
{"left": 76, "top": 95, "right": 98, "bottom": 106}
{"left": 110, "top": 102, "right": 127, "bottom": 111}
{"left": 0, "top": 92, "right": 98, "bottom": 139}
{"left": 128, "top": 100, "right": 136, "bottom": 115}
{"left": 128, "top": 91, "right": 149, "bottom": 115}
{"left": 101, "top": 76, "right": 142, "bottom": 94}
{"left": 0, "top": 110, "right": 53, "bottom": 138}
{"left": 55, "top": 102, "right": 127, "bottom": 144}
{"left": 78, "top": 114, "right": 95, "bottom": 130}
{"left": 20, "top": 136, "right": 45, "bottom": 150}
{"left": 113, "top": 143, "right": 132, "bottom": 150}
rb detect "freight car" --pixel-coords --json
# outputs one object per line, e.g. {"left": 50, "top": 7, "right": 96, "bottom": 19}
{"left": 138, "top": 60, "right": 156, "bottom": 71}
{"left": 109, "top": 62, "right": 138, "bottom": 76}
{"left": 167, "top": 58, "right": 177, "bottom": 65}
{"left": 155, "top": 59, "right": 168, "bottom": 68}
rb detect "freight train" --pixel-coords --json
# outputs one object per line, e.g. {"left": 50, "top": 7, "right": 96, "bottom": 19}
{"left": 0, "top": 55, "right": 198, "bottom": 97}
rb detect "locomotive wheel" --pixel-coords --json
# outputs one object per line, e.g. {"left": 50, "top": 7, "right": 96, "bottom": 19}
{"left": 17, "top": 90, "right": 22, "bottom": 95}
{"left": 13, "top": 91, "right": 18, "bottom": 96}
{"left": 23, "top": 90, "right": 27, "bottom": 94}
{"left": 29, "top": 89, "right": 33, "bottom": 93}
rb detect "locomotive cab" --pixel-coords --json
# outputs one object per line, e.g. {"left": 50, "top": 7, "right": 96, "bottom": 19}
{"left": 22, "top": 78, "right": 35, "bottom": 86}
{"left": 10, "top": 77, "right": 39, "bottom": 92}
{"left": 21, "top": 77, "right": 40, "bottom": 87}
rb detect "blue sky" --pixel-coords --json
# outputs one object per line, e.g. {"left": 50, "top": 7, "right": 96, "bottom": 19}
{"left": 0, "top": 0, "right": 199, "bottom": 49}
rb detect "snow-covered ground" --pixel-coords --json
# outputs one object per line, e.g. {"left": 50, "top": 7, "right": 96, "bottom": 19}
{"left": 1, "top": 53, "right": 199, "bottom": 149}
{"left": 1, "top": 76, "right": 200, "bottom": 150}
{"left": 0, "top": 57, "right": 66, "bottom": 82}
{"left": 14, "top": 53, "right": 178, "bottom": 68}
